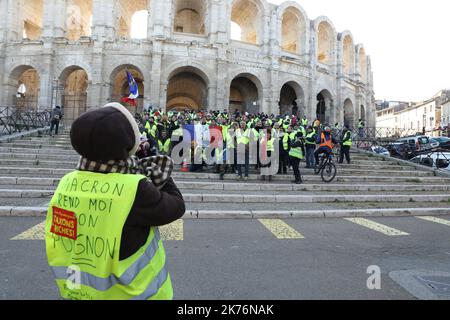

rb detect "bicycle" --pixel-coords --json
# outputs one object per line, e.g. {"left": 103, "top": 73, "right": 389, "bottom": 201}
{"left": 314, "top": 152, "right": 337, "bottom": 183}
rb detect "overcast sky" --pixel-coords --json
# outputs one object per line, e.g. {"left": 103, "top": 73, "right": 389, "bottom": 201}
{"left": 134, "top": 0, "right": 449, "bottom": 102}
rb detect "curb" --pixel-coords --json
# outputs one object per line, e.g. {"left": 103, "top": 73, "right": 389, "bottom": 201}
{"left": 1, "top": 207, "right": 449, "bottom": 218}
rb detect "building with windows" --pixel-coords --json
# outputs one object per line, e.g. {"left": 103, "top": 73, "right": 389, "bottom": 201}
{"left": 0, "top": 0, "right": 375, "bottom": 126}
{"left": 376, "top": 90, "right": 450, "bottom": 136}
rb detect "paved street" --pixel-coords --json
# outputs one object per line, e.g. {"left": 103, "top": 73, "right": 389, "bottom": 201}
{"left": 2, "top": 215, "right": 450, "bottom": 300}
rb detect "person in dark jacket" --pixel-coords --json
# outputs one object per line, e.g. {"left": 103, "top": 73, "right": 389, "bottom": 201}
{"left": 289, "top": 132, "right": 306, "bottom": 184}
{"left": 50, "top": 106, "right": 63, "bottom": 136}
{"left": 46, "top": 102, "right": 185, "bottom": 300}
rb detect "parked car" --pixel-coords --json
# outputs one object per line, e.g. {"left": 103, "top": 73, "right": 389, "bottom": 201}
{"left": 431, "top": 137, "right": 450, "bottom": 150}
{"left": 396, "top": 136, "right": 439, "bottom": 151}
{"left": 410, "top": 152, "right": 450, "bottom": 171}
{"left": 370, "top": 146, "right": 390, "bottom": 157}
{"left": 386, "top": 142, "right": 417, "bottom": 160}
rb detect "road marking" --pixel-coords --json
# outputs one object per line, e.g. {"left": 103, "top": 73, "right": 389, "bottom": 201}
{"left": 416, "top": 216, "right": 450, "bottom": 227}
{"left": 11, "top": 220, "right": 184, "bottom": 241}
{"left": 160, "top": 219, "right": 184, "bottom": 241}
{"left": 258, "top": 219, "right": 304, "bottom": 239}
{"left": 11, "top": 221, "right": 45, "bottom": 240}
{"left": 345, "top": 218, "right": 409, "bottom": 236}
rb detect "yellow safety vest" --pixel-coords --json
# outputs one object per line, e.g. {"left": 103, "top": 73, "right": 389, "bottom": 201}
{"left": 145, "top": 123, "right": 157, "bottom": 138}
{"left": 289, "top": 146, "right": 304, "bottom": 160}
{"left": 343, "top": 131, "right": 353, "bottom": 147}
{"left": 45, "top": 171, "right": 173, "bottom": 300}
{"left": 158, "top": 139, "right": 171, "bottom": 154}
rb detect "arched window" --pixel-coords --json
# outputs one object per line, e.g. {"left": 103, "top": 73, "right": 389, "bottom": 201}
{"left": 281, "top": 7, "right": 306, "bottom": 55}
{"left": 359, "top": 47, "right": 367, "bottom": 82}
{"left": 342, "top": 35, "right": 355, "bottom": 75}
{"left": 231, "top": 0, "right": 263, "bottom": 44}
{"left": 117, "top": 0, "right": 150, "bottom": 39}
{"left": 317, "top": 21, "right": 335, "bottom": 65}
{"left": 130, "top": 10, "right": 149, "bottom": 39}
{"left": 21, "top": 0, "right": 43, "bottom": 40}
{"left": 173, "top": 0, "right": 207, "bottom": 35}
{"left": 66, "top": 0, "right": 93, "bottom": 40}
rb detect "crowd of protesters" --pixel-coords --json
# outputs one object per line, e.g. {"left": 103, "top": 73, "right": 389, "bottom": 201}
{"left": 135, "top": 108, "right": 357, "bottom": 184}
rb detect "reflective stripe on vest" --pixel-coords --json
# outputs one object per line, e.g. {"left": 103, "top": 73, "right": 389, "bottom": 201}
{"left": 145, "top": 123, "right": 157, "bottom": 137}
{"left": 305, "top": 132, "right": 316, "bottom": 145}
{"left": 320, "top": 133, "right": 333, "bottom": 149}
{"left": 158, "top": 139, "right": 171, "bottom": 153}
{"left": 343, "top": 132, "right": 353, "bottom": 146}
{"left": 289, "top": 147, "right": 304, "bottom": 159}
{"left": 282, "top": 134, "right": 290, "bottom": 151}
{"left": 45, "top": 171, "right": 173, "bottom": 300}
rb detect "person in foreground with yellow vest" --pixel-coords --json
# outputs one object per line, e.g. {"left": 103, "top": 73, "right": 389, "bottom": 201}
{"left": 289, "top": 132, "right": 305, "bottom": 184}
{"left": 45, "top": 102, "right": 185, "bottom": 300}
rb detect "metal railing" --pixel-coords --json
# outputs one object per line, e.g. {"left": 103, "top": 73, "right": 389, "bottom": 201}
{"left": 0, "top": 106, "right": 51, "bottom": 136}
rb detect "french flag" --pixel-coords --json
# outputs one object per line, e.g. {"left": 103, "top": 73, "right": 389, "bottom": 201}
{"left": 121, "top": 71, "right": 139, "bottom": 106}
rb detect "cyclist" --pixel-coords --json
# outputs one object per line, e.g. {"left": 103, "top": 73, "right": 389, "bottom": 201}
{"left": 314, "top": 126, "right": 339, "bottom": 166}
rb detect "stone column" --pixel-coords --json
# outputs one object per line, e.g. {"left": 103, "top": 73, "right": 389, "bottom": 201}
{"left": 150, "top": 41, "right": 163, "bottom": 107}
{"left": 86, "top": 47, "right": 104, "bottom": 108}
{"left": 215, "top": 0, "right": 228, "bottom": 44}
{"left": 159, "top": 80, "right": 168, "bottom": 113}
{"left": 52, "top": 0, "right": 68, "bottom": 38}
{"left": 207, "top": 86, "right": 217, "bottom": 111}
{"left": 91, "top": 0, "right": 117, "bottom": 41}
{"left": 296, "top": 99, "right": 305, "bottom": 119}
{"left": 150, "top": 0, "right": 164, "bottom": 38}
{"left": 37, "top": 48, "right": 55, "bottom": 110}
{"left": 0, "top": 0, "right": 8, "bottom": 42}
{"left": 6, "top": 0, "right": 21, "bottom": 41}
{"left": 215, "top": 48, "right": 228, "bottom": 110}
{"left": 208, "top": 0, "right": 219, "bottom": 44}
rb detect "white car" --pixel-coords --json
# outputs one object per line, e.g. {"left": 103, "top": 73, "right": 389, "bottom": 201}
{"left": 410, "top": 152, "right": 450, "bottom": 171}
{"left": 370, "top": 146, "right": 390, "bottom": 157}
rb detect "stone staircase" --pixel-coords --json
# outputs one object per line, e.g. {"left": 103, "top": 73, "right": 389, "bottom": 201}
{"left": 1, "top": 131, "right": 450, "bottom": 217}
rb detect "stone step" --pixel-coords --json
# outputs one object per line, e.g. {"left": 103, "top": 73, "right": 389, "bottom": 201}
{"left": 0, "top": 147, "right": 78, "bottom": 155}
{"left": 0, "top": 160, "right": 432, "bottom": 176}
{"left": 0, "top": 153, "right": 80, "bottom": 161}
{"left": 0, "top": 143, "right": 73, "bottom": 150}
{"left": 0, "top": 154, "right": 412, "bottom": 171}
{"left": 1, "top": 188, "right": 449, "bottom": 203}
{"left": 0, "top": 167, "right": 443, "bottom": 183}
{"left": 0, "top": 159, "right": 76, "bottom": 169}
{"left": 2, "top": 178, "right": 450, "bottom": 193}
{"left": 172, "top": 172, "right": 443, "bottom": 182}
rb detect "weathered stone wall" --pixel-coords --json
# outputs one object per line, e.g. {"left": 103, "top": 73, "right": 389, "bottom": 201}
{"left": 0, "top": 0, "right": 375, "bottom": 128}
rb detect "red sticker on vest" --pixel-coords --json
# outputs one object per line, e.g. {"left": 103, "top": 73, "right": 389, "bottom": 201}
{"left": 50, "top": 207, "right": 78, "bottom": 240}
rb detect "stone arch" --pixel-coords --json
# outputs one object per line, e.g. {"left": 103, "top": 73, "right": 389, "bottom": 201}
{"left": 340, "top": 31, "right": 355, "bottom": 75}
{"left": 109, "top": 64, "right": 145, "bottom": 112}
{"left": 21, "top": 0, "right": 43, "bottom": 40}
{"left": 173, "top": 0, "right": 207, "bottom": 35}
{"left": 66, "top": 0, "right": 93, "bottom": 40}
{"left": 228, "top": 72, "right": 264, "bottom": 114}
{"left": 58, "top": 65, "right": 89, "bottom": 123}
{"left": 7, "top": 65, "right": 41, "bottom": 110}
{"left": 230, "top": 0, "right": 267, "bottom": 44}
{"left": 278, "top": 3, "right": 308, "bottom": 55}
{"left": 314, "top": 16, "right": 337, "bottom": 65}
{"left": 166, "top": 66, "right": 210, "bottom": 111}
{"left": 118, "top": 0, "right": 150, "bottom": 38}
{"left": 357, "top": 45, "right": 367, "bottom": 82}
{"left": 279, "top": 81, "right": 305, "bottom": 117}
{"left": 343, "top": 98, "right": 355, "bottom": 129}
{"left": 316, "top": 89, "right": 334, "bottom": 125}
